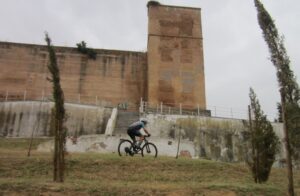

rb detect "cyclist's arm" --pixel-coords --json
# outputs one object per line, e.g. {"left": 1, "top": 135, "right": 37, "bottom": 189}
{"left": 143, "top": 128, "right": 150, "bottom": 136}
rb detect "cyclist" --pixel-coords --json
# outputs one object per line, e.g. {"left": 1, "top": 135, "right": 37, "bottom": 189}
{"left": 127, "top": 119, "right": 151, "bottom": 149}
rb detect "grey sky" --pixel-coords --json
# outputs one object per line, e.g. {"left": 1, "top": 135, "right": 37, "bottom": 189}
{"left": 0, "top": 0, "right": 299, "bottom": 120}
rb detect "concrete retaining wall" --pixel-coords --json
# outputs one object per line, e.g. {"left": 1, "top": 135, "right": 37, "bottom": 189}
{"left": 0, "top": 101, "right": 112, "bottom": 137}
{"left": 143, "top": 114, "right": 284, "bottom": 162}
{"left": 37, "top": 113, "right": 284, "bottom": 165}
{"left": 2, "top": 101, "right": 285, "bottom": 164}
{"left": 38, "top": 134, "right": 195, "bottom": 158}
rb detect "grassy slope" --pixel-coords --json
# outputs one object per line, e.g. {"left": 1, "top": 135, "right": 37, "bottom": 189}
{"left": 0, "top": 138, "right": 299, "bottom": 196}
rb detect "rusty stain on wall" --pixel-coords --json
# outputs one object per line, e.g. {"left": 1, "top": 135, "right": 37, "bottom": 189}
{"left": 159, "top": 15, "right": 193, "bottom": 37}
{"left": 160, "top": 48, "right": 173, "bottom": 62}
{"left": 78, "top": 57, "right": 88, "bottom": 93}
{"left": 148, "top": 3, "right": 206, "bottom": 109}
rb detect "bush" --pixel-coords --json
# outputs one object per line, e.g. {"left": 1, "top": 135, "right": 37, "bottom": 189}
{"left": 76, "top": 41, "right": 97, "bottom": 60}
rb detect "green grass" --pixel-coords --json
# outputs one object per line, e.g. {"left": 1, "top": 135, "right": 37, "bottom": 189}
{"left": 0, "top": 138, "right": 51, "bottom": 149}
{"left": 0, "top": 138, "right": 299, "bottom": 195}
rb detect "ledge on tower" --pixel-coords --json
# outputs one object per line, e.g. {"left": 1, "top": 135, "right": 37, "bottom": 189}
{"left": 147, "top": 1, "right": 161, "bottom": 8}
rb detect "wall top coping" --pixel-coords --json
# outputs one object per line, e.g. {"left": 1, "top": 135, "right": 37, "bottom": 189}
{"left": 148, "top": 2, "right": 201, "bottom": 11}
{"left": 0, "top": 41, "right": 146, "bottom": 56}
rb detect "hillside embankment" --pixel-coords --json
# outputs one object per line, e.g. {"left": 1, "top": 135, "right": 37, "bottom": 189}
{"left": 0, "top": 138, "right": 299, "bottom": 195}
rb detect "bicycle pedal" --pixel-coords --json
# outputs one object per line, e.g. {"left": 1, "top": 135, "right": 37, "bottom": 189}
{"left": 133, "top": 149, "right": 139, "bottom": 153}
{"left": 125, "top": 147, "right": 130, "bottom": 153}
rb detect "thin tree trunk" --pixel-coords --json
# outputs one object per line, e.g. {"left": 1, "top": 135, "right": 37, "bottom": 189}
{"left": 281, "top": 93, "right": 294, "bottom": 196}
{"left": 53, "top": 119, "right": 64, "bottom": 182}
{"left": 28, "top": 121, "right": 39, "bottom": 157}
{"left": 59, "top": 122, "right": 65, "bottom": 182}
{"left": 248, "top": 105, "right": 257, "bottom": 183}
{"left": 176, "top": 128, "right": 181, "bottom": 159}
{"left": 58, "top": 123, "right": 61, "bottom": 181}
{"left": 256, "top": 148, "right": 260, "bottom": 183}
{"left": 27, "top": 102, "right": 42, "bottom": 157}
{"left": 53, "top": 121, "right": 58, "bottom": 181}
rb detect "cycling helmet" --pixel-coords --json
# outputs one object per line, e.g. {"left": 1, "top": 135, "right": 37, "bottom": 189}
{"left": 141, "top": 119, "right": 148, "bottom": 125}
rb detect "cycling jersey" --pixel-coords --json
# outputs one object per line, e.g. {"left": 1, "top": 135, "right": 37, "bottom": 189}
{"left": 128, "top": 121, "right": 144, "bottom": 131}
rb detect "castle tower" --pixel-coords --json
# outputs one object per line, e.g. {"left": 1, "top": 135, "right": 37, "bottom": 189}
{"left": 147, "top": 2, "right": 206, "bottom": 110}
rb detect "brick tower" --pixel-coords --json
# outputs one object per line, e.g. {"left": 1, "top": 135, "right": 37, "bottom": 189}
{"left": 147, "top": 1, "right": 206, "bottom": 110}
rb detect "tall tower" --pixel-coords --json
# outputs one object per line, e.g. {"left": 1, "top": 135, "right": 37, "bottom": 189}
{"left": 147, "top": 1, "right": 206, "bottom": 110}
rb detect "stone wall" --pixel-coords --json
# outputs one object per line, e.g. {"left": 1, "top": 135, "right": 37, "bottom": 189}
{"left": 0, "top": 101, "right": 112, "bottom": 137}
{"left": 0, "top": 42, "right": 147, "bottom": 108}
{"left": 0, "top": 3, "right": 207, "bottom": 111}
{"left": 147, "top": 4, "right": 206, "bottom": 109}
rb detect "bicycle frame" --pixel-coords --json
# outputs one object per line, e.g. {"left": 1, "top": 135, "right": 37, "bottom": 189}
{"left": 118, "top": 135, "right": 157, "bottom": 157}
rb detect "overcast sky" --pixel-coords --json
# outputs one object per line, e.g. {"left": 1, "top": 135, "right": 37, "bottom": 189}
{"left": 0, "top": 0, "right": 299, "bottom": 120}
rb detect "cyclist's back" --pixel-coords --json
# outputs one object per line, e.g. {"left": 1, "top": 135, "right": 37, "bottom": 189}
{"left": 127, "top": 120, "right": 150, "bottom": 146}
{"left": 128, "top": 121, "right": 144, "bottom": 132}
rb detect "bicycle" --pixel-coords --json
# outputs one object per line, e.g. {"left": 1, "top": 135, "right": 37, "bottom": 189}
{"left": 118, "top": 135, "right": 158, "bottom": 158}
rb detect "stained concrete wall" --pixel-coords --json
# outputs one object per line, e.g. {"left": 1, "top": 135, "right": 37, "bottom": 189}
{"left": 37, "top": 112, "right": 284, "bottom": 164}
{"left": 5, "top": 101, "right": 284, "bottom": 163}
{"left": 38, "top": 134, "right": 194, "bottom": 158}
{"left": 143, "top": 114, "right": 284, "bottom": 162}
{"left": 37, "top": 113, "right": 284, "bottom": 164}
{"left": 147, "top": 4, "right": 206, "bottom": 109}
{"left": 0, "top": 42, "right": 147, "bottom": 108}
{"left": 0, "top": 101, "right": 112, "bottom": 137}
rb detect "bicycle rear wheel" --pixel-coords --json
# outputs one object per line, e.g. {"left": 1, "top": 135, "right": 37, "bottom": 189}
{"left": 141, "top": 142, "right": 158, "bottom": 158}
{"left": 118, "top": 139, "right": 133, "bottom": 156}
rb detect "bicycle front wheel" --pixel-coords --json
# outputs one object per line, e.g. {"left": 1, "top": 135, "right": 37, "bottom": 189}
{"left": 118, "top": 139, "right": 133, "bottom": 156}
{"left": 141, "top": 142, "right": 158, "bottom": 158}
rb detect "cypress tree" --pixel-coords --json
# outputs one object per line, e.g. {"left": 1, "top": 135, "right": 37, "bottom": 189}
{"left": 248, "top": 88, "right": 279, "bottom": 183}
{"left": 45, "top": 33, "right": 66, "bottom": 182}
{"left": 254, "top": 0, "right": 300, "bottom": 195}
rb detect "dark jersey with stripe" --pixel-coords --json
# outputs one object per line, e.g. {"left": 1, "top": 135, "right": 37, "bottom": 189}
{"left": 128, "top": 121, "right": 144, "bottom": 131}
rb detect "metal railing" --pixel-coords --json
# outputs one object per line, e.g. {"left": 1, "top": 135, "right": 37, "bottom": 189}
{"left": 140, "top": 100, "right": 249, "bottom": 120}
{"left": 140, "top": 101, "right": 211, "bottom": 117}
{"left": 0, "top": 90, "right": 139, "bottom": 111}
{"left": 0, "top": 90, "right": 250, "bottom": 119}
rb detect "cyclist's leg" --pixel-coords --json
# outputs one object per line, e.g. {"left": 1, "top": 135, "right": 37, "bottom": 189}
{"left": 127, "top": 129, "right": 136, "bottom": 144}
{"left": 134, "top": 129, "right": 144, "bottom": 148}
{"left": 139, "top": 128, "right": 147, "bottom": 141}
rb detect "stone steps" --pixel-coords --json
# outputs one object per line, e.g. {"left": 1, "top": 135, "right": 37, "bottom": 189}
{"left": 113, "top": 110, "right": 140, "bottom": 135}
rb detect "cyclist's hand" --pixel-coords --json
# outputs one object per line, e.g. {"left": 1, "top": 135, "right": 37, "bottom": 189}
{"left": 147, "top": 133, "right": 151, "bottom": 137}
